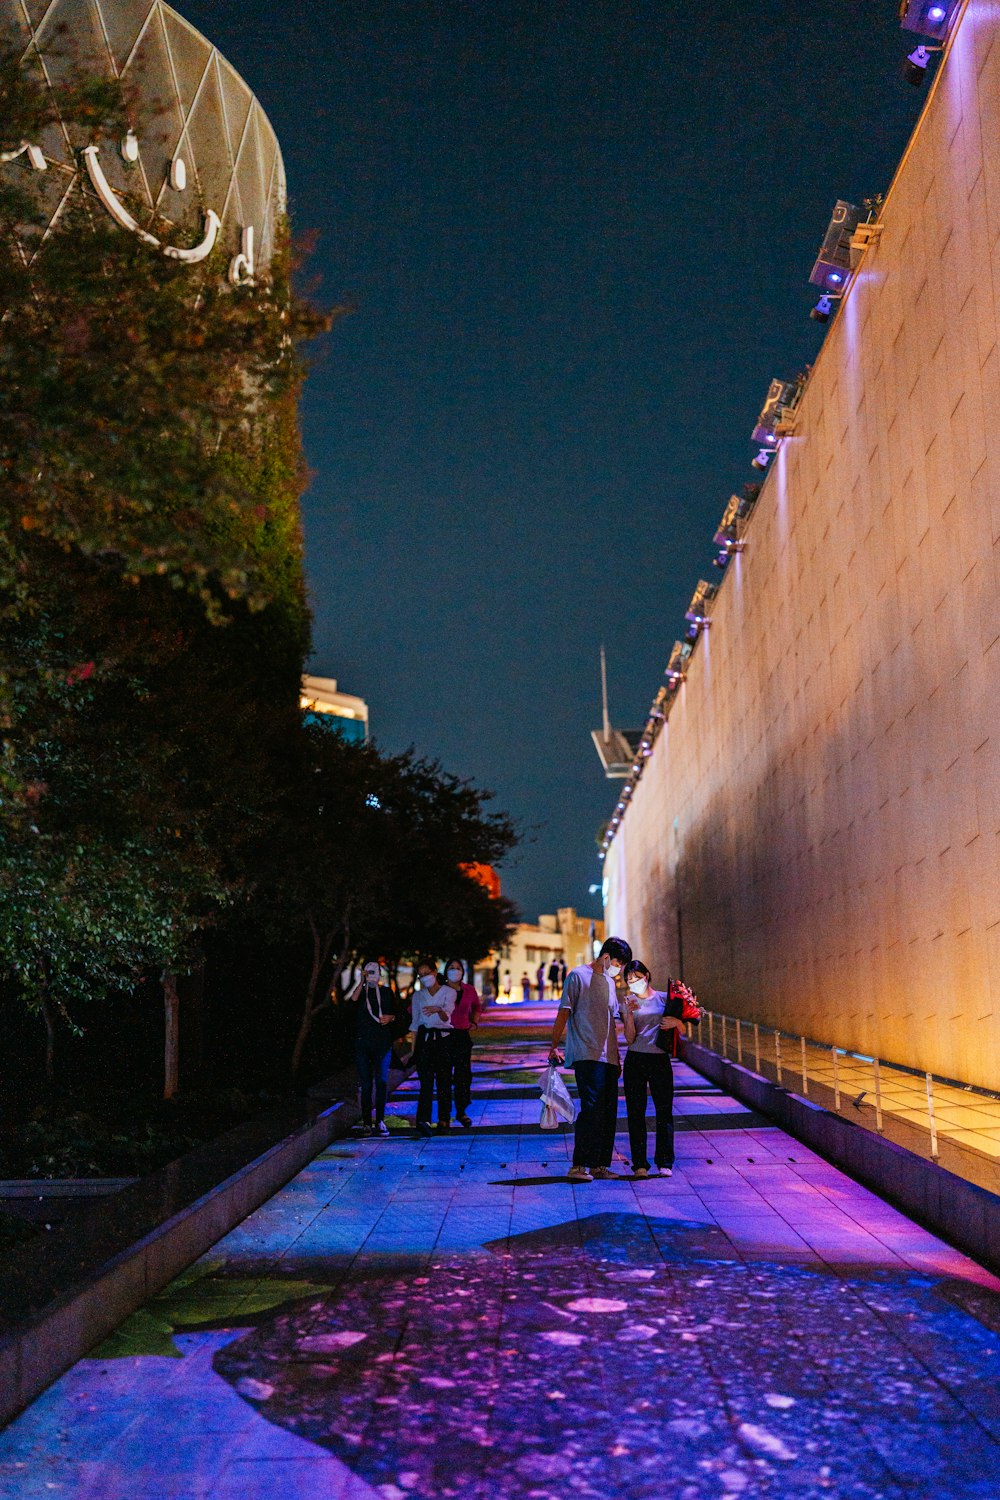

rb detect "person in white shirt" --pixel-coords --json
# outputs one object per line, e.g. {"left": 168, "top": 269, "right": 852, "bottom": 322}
{"left": 620, "top": 959, "right": 692, "bottom": 1177}
{"left": 410, "top": 961, "right": 456, "bottom": 1136}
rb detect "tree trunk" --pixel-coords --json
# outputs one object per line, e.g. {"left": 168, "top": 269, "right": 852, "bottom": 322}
{"left": 181, "top": 946, "right": 206, "bottom": 1082}
{"left": 163, "top": 968, "right": 180, "bottom": 1100}
{"left": 39, "top": 980, "right": 56, "bottom": 1087}
{"left": 290, "top": 915, "right": 336, "bottom": 1076}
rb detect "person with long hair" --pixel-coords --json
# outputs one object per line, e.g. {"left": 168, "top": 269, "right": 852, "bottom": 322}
{"left": 444, "top": 959, "right": 481, "bottom": 1129}
{"left": 619, "top": 959, "right": 693, "bottom": 1177}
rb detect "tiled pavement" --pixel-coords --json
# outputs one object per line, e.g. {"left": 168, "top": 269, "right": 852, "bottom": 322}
{"left": 2, "top": 1003, "right": 1000, "bottom": 1499}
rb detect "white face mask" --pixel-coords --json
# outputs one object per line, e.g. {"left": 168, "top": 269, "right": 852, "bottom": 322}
{"left": 446, "top": 968, "right": 463, "bottom": 982}
{"left": 606, "top": 961, "right": 622, "bottom": 979}
{"left": 420, "top": 973, "right": 437, "bottom": 989}
{"left": 628, "top": 978, "right": 646, "bottom": 994}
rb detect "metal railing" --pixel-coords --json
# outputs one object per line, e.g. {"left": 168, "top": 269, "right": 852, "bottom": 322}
{"left": 693, "top": 1011, "right": 1000, "bottom": 1173}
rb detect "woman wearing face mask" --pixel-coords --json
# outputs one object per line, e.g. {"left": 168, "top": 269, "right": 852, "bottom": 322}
{"left": 444, "top": 959, "right": 481, "bottom": 1128}
{"left": 410, "top": 961, "right": 457, "bottom": 1136}
{"left": 348, "top": 960, "right": 397, "bottom": 1136}
{"left": 547, "top": 936, "right": 632, "bottom": 1182}
{"left": 620, "top": 960, "right": 687, "bottom": 1177}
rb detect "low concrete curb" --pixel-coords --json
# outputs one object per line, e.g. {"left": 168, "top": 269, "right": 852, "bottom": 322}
{"left": 0, "top": 1090, "right": 361, "bottom": 1429}
{"left": 681, "top": 1039, "right": 1000, "bottom": 1274}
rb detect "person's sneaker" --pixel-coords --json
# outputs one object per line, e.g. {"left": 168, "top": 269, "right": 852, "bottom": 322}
{"left": 655, "top": 1166, "right": 673, "bottom": 1177}
{"left": 591, "top": 1166, "right": 619, "bottom": 1179}
{"left": 456, "top": 1113, "right": 472, "bottom": 1129}
{"left": 436, "top": 1121, "right": 450, "bottom": 1132}
{"left": 353, "top": 1122, "right": 372, "bottom": 1137}
{"left": 375, "top": 1120, "right": 390, "bottom": 1136}
{"left": 567, "top": 1165, "right": 593, "bottom": 1182}
{"left": 632, "top": 1166, "right": 649, "bottom": 1179}
{"left": 416, "top": 1121, "right": 433, "bottom": 1137}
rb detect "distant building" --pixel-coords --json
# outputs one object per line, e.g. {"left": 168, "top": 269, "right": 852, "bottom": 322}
{"left": 498, "top": 909, "right": 605, "bottom": 999}
{"left": 300, "top": 674, "right": 369, "bottom": 745}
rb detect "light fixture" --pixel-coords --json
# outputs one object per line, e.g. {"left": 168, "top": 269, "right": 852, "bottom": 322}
{"left": 751, "top": 376, "right": 802, "bottom": 463}
{"left": 810, "top": 292, "right": 842, "bottom": 323}
{"left": 809, "top": 201, "right": 860, "bottom": 291}
{"left": 903, "top": 43, "right": 941, "bottom": 84}
{"left": 900, "top": 1, "right": 955, "bottom": 41}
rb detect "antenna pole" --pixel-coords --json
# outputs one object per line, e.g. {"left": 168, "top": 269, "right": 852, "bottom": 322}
{"left": 600, "top": 644, "right": 611, "bottom": 740}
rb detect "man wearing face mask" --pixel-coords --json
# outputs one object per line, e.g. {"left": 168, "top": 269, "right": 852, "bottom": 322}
{"left": 347, "top": 960, "right": 397, "bottom": 1136}
{"left": 547, "top": 936, "right": 632, "bottom": 1181}
{"left": 410, "top": 961, "right": 457, "bottom": 1136}
{"left": 444, "top": 959, "right": 481, "bottom": 1128}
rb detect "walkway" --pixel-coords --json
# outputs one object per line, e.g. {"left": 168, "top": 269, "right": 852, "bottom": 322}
{"left": 2, "top": 1004, "right": 1000, "bottom": 1499}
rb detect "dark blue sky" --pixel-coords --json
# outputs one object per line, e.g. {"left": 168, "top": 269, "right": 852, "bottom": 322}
{"left": 190, "top": 0, "right": 925, "bottom": 922}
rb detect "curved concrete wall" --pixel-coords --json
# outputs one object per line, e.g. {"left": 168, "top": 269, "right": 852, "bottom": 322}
{"left": 605, "top": 1, "right": 1000, "bottom": 1091}
{"left": 1, "top": 0, "right": 284, "bottom": 267}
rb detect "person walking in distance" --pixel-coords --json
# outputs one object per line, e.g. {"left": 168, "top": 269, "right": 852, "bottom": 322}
{"left": 521, "top": 972, "right": 531, "bottom": 1002}
{"left": 547, "top": 955, "right": 562, "bottom": 999}
{"left": 411, "top": 961, "right": 457, "bottom": 1136}
{"left": 445, "top": 959, "right": 481, "bottom": 1128}
{"left": 536, "top": 962, "right": 547, "bottom": 1001}
{"left": 547, "top": 936, "right": 632, "bottom": 1181}
{"left": 620, "top": 960, "right": 693, "bottom": 1177}
{"left": 347, "top": 960, "right": 397, "bottom": 1136}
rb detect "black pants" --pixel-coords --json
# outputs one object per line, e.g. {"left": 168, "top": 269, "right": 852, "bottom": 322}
{"left": 356, "top": 1037, "right": 392, "bottom": 1124}
{"left": 623, "top": 1049, "right": 675, "bottom": 1169}
{"left": 451, "top": 1028, "right": 473, "bottom": 1115}
{"left": 572, "top": 1059, "right": 620, "bottom": 1168}
{"left": 416, "top": 1029, "right": 453, "bottom": 1125}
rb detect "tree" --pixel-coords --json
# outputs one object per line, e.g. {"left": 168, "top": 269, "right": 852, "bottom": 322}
{"left": 0, "top": 47, "right": 331, "bottom": 1089}
{"left": 256, "top": 727, "right": 520, "bottom": 1074}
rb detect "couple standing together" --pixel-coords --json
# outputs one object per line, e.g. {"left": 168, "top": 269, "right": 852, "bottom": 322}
{"left": 548, "top": 936, "right": 697, "bottom": 1183}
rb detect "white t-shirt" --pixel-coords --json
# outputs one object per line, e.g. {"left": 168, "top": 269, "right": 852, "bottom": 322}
{"left": 411, "top": 983, "right": 456, "bottom": 1032}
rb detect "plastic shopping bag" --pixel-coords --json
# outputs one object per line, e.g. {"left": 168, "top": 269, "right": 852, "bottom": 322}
{"left": 539, "top": 1063, "right": 576, "bottom": 1129}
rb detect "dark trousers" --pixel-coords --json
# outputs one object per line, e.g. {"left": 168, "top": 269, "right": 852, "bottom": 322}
{"left": 451, "top": 1028, "right": 473, "bottom": 1115}
{"left": 356, "top": 1037, "right": 392, "bottom": 1123}
{"left": 623, "top": 1049, "right": 675, "bottom": 1169}
{"left": 572, "top": 1059, "right": 621, "bottom": 1168}
{"left": 416, "top": 1029, "right": 453, "bottom": 1124}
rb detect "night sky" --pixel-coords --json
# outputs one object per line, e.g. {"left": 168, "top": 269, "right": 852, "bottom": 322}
{"left": 186, "top": 0, "right": 926, "bottom": 922}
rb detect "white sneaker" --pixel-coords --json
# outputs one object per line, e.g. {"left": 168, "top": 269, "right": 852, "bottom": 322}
{"left": 591, "top": 1166, "right": 619, "bottom": 1179}
{"left": 567, "top": 1166, "right": 593, "bottom": 1182}
{"left": 656, "top": 1166, "right": 673, "bottom": 1177}
{"left": 375, "top": 1121, "right": 390, "bottom": 1136}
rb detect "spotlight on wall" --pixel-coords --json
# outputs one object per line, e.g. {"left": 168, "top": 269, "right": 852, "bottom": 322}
{"left": 903, "top": 42, "right": 941, "bottom": 84}
{"left": 751, "top": 377, "right": 802, "bottom": 462}
{"left": 900, "top": 1, "right": 956, "bottom": 42}
{"left": 809, "top": 201, "right": 860, "bottom": 292}
{"left": 810, "top": 292, "right": 842, "bottom": 323}
{"left": 684, "top": 580, "right": 718, "bottom": 636}
{"left": 664, "top": 640, "right": 691, "bottom": 688}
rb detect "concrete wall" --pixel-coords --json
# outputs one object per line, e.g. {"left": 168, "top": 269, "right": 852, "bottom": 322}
{"left": 605, "top": 1, "right": 1000, "bottom": 1091}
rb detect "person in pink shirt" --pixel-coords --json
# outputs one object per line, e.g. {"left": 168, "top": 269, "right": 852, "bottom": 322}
{"left": 445, "top": 959, "right": 482, "bottom": 1128}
